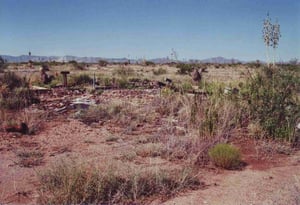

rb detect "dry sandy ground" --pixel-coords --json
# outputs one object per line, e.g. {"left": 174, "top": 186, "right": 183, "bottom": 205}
{"left": 2, "top": 117, "right": 299, "bottom": 205}
{"left": 163, "top": 155, "right": 300, "bottom": 205}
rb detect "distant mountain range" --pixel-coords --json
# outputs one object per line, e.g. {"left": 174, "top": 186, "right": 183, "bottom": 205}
{"left": 1, "top": 54, "right": 245, "bottom": 64}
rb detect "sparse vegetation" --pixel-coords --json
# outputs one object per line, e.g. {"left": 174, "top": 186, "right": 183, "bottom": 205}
{"left": 1, "top": 60, "right": 299, "bottom": 205}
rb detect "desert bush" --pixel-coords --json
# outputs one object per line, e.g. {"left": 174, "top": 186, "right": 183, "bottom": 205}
{"left": 246, "top": 60, "right": 261, "bottom": 68}
{"left": 75, "top": 105, "right": 111, "bottom": 125}
{"left": 114, "top": 66, "right": 134, "bottom": 77}
{"left": 75, "top": 104, "right": 121, "bottom": 125}
{"left": 154, "top": 93, "right": 182, "bottom": 116}
{"left": 17, "top": 150, "right": 44, "bottom": 167}
{"left": 145, "top": 61, "right": 155, "bottom": 66}
{"left": 69, "top": 60, "right": 86, "bottom": 70}
{"left": 152, "top": 67, "right": 167, "bottom": 75}
{"left": 98, "top": 60, "right": 108, "bottom": 67}
{"left": 116, "top": 77, "right": 132, "bottom": 89}
{"left": 120, "top": 151, "right": 137, "bottom": 161}
{"left": 0, "top": 56, "right": 8, "bottom": 72}
{"left": 179, "top": 82, "right": 193, "bottom": 93}
{"left": 187, "top": 85, "right": 243, "bottom": 139}
{"left": 105, "top": 135, "right": 119, "bottom": 142}
{"left": 69, "top": 74, "right": 93, "bottom": 86}
{"left": 0, "top": 72, "right": 39, "bottom": 109}
{"left": 209, "top": 143, "right": 241, "bottom": 169}
{"left": 243, "top": 66, "right": 300, "bottom": 142}
{"left": 0, "top": 88, "right": 40, "bottom": 109}
{"left": 1, "top": 72, "right": 29, "bottom": 90}
{"left": 136, "top": 143, "right": 165, "bottom": 157}
{"left": 38, "top": 159, "right": 201, "bottom": 204}
{"left": 176, "top": 63, "right": 194, "bottom": 75}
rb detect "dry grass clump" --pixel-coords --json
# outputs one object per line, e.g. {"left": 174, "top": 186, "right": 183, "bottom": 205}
{"left": 74, "top": 103, "right": 122, "bottom": 125}
{"left": 254, "top": 140, "right": 293, "bottom": 160}
{"left": 119, "top": 150, "right": 137, "bottom": 161}
{"left": 69, "top": 74, "right": 93, "bottom": 86}
{"left": 152, "top": 67, "right": 167, "bottom": 75}
{"left": 16, "top": 150, "right": 44, "bottom": 167}
{"left": 75, "top": 101, "right": 149, "bottom": 129}
{"left": 135, "top": 142, "right": 166, "bottom": 157}
{"left": 113, "top": 66, "right": 135, "bottom": 77}
{"left": 149, "top": 91, "right": 240, "bottom": 165}
{"left": 38, "top": 159, "right": 201, "bottom": 204}
{"left": 0, "top": 72, "right": 39, "bottom": 110}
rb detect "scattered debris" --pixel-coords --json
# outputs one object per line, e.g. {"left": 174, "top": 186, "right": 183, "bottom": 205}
{"left": 5, "top": 122, "right": 29, "bottom": 134}
{"left": 70, "top": 96, "right": 96, "bottom": 109}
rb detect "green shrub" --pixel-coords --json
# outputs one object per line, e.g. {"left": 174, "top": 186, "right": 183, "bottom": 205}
{"left": 209, "top": 143, "right": 241, "bottom": 169}
{"left": 243, "top": 66, "right": 300, "bottom": 142}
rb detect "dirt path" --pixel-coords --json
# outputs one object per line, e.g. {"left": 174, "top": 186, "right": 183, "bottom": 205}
{"left": 163, "top": 152, "right": 300, "bottom": 205}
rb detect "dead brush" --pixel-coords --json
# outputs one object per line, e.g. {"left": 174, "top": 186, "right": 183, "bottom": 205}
{"left": 151, "top": 91, "right": 242, "bottom": 165}
{"left": 74, "top": 102, "right": 123, "bottom": 125}
{"left": 254, "top": 139, "right": 293, "bottom": 160}
{"left": 37, "top": 159, "right": 202, "bottom": 204}
{"left": 157, "top": 132, "right": 222, "bottom": 166}
{"left": 75, "top": 101, "right": 149, "bottom": 130}
{"left": 16, "top": 150, "right": 44, "bottom": 167}
{"left": 21, "top": 108, "right": 49, "bottom": 135}
{"left": 153, "top": 93, "right": 186, "bottom": 117}
{"left": 0, "top": 108, "right": 48, "bottom": 135}
{"left": 135, "top": 142, "right": 166, "bottom": 157}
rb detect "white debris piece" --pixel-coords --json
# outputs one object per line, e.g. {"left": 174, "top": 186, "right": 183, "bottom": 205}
{"left": 70, "top": 96, "right": 96, "bottom": 109}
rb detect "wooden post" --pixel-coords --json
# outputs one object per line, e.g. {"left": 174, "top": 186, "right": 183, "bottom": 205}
{"left": 60, "top": 71, "right": 70, "bottom": 87}
{"left": 93, "top": 72, "right": 96, "bottom": 89}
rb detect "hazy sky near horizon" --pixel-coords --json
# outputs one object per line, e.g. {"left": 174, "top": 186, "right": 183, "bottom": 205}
{"left": 0, "top": 0, "right": 299, "bottom": 61}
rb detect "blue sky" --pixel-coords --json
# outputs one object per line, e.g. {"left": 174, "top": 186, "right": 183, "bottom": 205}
{"left": 0, "top": 0, "right": 299, "bottom": 61}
